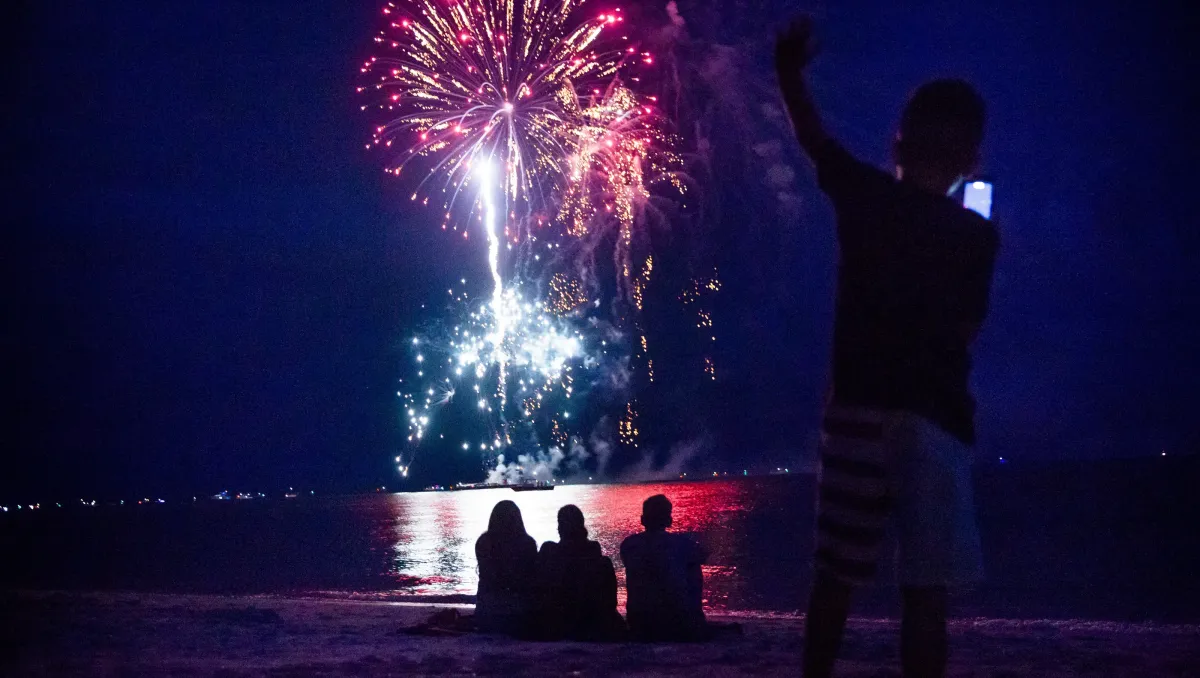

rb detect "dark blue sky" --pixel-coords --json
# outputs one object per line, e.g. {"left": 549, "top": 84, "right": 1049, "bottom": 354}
{"left": 7, "top": 0, "right": 1196, "bottom": 499}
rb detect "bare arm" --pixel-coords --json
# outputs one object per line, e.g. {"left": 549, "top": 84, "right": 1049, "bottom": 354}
{"left": 775, "top": 16, "right": 830, "bottom": 161}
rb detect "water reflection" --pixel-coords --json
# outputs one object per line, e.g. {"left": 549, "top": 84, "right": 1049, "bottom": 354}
{"left": 378, "top": 480, "right": 786, "bottom": 611}
{"left": 4, "top": 472, "right": 1192, "bottom": 621}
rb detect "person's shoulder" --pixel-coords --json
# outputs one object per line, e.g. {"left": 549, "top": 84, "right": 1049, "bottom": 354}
{"left": 620, "top": 532, "right": 644, "bottom": 552}
{"left": 662, "top": 531, "right": 695, "bottom": 551}
{"left": 667, "top": 531, "right": 706, "bottom": 558}
{"left": 539, "top": 540, "right": 558, "bottom": 555}
{"left": 816, "top": 140, "right": 894, "bottom": 186}
{"left": 954, "top": 206, "right": 1000, "bottom": 253}
{"left": 928, "top": 195, "right": 997, "bottom": 250}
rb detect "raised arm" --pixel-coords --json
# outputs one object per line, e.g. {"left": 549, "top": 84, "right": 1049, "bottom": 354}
{"left": 775, "top": 16, "right": 830, "bottom": 161}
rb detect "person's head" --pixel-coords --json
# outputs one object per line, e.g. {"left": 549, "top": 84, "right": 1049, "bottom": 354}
{"left": 487, "top": 500, "right": 527, "bottom": 537}
{"left": 894, "top": 78, "right": 985, "bottom": 195}
{"left": 557, "top": 504, "right": 587, "bottom": 542}
{"left": 641, "top": 494, "right": 673, "bottom": 532}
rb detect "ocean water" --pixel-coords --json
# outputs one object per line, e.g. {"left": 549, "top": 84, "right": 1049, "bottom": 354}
{"left": 2, "top": 465, "right": 1198, "bottom": 622}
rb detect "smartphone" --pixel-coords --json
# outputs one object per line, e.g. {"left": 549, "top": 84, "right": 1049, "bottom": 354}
{"left": 962, "top": 180, "right": 994, "bottom": 220}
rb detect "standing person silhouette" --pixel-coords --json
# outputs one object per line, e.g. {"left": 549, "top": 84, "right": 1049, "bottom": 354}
{"left": 475, "top": 500, "right": 538, "bottom": 637}
{"left": 775, "top": 16, "right": 999, "bottom": 678}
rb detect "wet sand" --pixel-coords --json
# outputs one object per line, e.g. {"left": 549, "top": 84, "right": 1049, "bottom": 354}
{"left": 5, "top": 591, "right": 1198, "bottom": 676}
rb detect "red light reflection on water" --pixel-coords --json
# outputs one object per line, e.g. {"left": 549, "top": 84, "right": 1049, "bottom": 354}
{"left": 378, "top": 480, "right": 758, "bottom": 612}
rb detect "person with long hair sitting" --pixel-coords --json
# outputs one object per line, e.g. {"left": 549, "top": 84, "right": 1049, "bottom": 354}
{"left": 475, "top": 500, "right": 538, "bottom": 636}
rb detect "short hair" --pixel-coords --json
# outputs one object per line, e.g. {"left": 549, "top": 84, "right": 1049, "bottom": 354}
{"left": 641, "top": 494, "right": 672, "bottom": 530}
{"left": 898, "top": 79, "right": 985, "bottom": 169}
{"left": 557, "top": 504, "right": 587, "bottom": 541}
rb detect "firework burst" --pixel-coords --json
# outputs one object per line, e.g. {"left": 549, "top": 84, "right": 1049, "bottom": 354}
{"left": 364, "top": 0, "right": 681, "bottom": 479}
{"left": 364, "top": 0, "right": 642, "bottom": 218}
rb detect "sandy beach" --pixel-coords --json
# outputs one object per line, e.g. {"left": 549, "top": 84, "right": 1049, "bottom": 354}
{"left": 5, "top": 591, "right": 1198, "bottom": 677}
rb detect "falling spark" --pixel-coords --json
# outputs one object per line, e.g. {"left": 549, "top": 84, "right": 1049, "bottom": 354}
{"left": 363, "top": 0, "right": 686, "bottom": 478}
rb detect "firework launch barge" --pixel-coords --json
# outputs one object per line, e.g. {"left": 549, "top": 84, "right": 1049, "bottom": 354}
{"left": 423, "top": 481, "right": 555, "bottom": 492}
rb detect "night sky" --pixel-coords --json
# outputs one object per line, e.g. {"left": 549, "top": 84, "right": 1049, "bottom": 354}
{"left": 7, "top": 0, "right": 1196, "bottom": 500}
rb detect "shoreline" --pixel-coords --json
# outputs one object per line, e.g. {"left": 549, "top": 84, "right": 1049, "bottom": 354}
{"left": 6, "top": 590, "right": 1198, "bottom": 676}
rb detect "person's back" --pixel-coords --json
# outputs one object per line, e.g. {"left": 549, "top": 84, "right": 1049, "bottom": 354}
{"left": 475, "top": 500, "right": 538, "bottom": 636}
{"left": 537, "top": 505, "right": 625, "bottom": 640}
{"left": 619, "top": 495, "right": 707, "bottom": 641}
{"left": 775, "top": 16, "right": 998, "bottom": 678}
{"left": 818, "top": 141, "right": 996, "bottom": 444}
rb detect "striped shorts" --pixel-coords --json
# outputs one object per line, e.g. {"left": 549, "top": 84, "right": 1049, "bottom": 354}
{"left": 815, "top": 406, "right": 984, "bottom": 587}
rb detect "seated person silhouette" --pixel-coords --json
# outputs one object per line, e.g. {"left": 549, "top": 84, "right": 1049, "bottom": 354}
{"left": 619, "top": 494, "right": 709, "bottom": 641}
{"left": 475, "top": 500, "right": 538, "bottom": 636}
{"left": 537, "top": 504, "right": 626, "bottom": 641}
